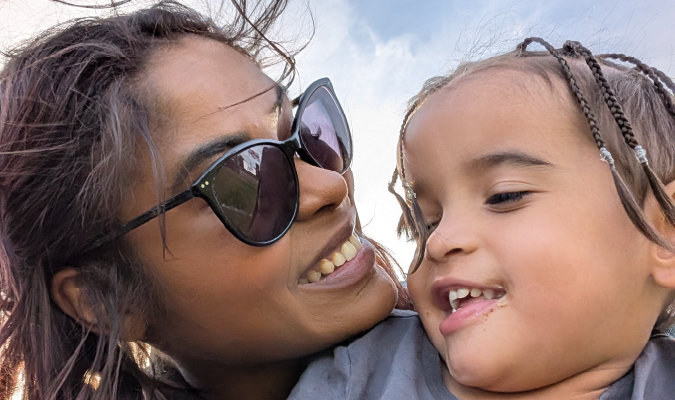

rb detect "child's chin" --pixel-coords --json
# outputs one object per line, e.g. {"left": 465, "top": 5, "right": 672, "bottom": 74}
{"left": 447, "top": 359, "right": 547, "bottom": 394}
{"left": 445, "top": 352, "right": 524, "bottom": 392}
{"left": 447, "top": 361, "right": 501, "bottom": 389}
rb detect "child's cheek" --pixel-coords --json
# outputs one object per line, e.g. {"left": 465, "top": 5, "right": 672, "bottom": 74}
{"left": 406, "top": 262, "right": 450, "bottom": 357}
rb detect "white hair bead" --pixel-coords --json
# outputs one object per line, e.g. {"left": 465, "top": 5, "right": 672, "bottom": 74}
{"left": 634, "top": 145, "right": 648, "bottom": 164}
{"left": 599, "top": 147, "right": 615, "bottom": 167}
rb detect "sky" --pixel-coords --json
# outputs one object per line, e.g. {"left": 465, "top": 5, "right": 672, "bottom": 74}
{"left": 1, "top": 0, "right": 674, "bottom": 275}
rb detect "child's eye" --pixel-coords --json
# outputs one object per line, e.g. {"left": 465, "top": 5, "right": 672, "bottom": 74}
{"left": 424, "top": 220, "right": 440, "bottom": 232}
{"left": 485, "top": 191, "right": 532, "bottom": 207}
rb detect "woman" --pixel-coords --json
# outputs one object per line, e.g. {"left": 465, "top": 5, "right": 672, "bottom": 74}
{"left": 0, "top": 1, "right": 407, "bottom": 398}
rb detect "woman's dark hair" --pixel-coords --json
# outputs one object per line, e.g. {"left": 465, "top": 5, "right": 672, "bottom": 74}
{"left": 390, "top": 38, "right": 675, "bottom": 328}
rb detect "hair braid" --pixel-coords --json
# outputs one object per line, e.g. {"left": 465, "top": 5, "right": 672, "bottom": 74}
{"left": 564, "top": 42, "right": 641, "bottom": 148}
{"left": 397, "top": 100, "right": 419, "bottom": 182}
{"left": 518, "top": 38, "right": 607, "bottom": 153}
{"left": 389, "top": 98, "right": 429, "bottom": 272}
{"left": 598, "top": 53, "right": 675, "bottom": 117}
{"left": 563, "top": 41, "right": 675, "bottom": 229}
{"left": 517, "top": 38, "right": 675, "bottom": 252}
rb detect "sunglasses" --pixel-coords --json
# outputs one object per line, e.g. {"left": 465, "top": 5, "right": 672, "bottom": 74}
{"left": 86, "top": 78, "right": 352, "bottom": 251}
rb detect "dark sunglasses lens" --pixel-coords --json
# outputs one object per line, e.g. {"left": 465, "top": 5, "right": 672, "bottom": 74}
{"left": 211, "top": 145, "right": 297, "bottom": 243}
{"left": 298, "top": 86, "right": 351, "bottom": 172}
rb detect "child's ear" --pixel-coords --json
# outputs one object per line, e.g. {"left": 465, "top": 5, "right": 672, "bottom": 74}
{"left": 646, "top": 180, "right": 675, "bottom": 289}
{"left": 51, "top": 267, "right": 147, "bottom": 341}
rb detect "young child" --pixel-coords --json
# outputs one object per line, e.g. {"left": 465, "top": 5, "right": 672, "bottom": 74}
{"left": 288, "top": 38, "right": 675, "bottom": 400}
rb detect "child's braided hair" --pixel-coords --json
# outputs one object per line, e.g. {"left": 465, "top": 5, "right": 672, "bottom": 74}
{"left": 390, "top": 38, "right": 675, "bottom": 327}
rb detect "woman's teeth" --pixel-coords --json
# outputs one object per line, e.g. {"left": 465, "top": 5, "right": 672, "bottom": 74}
{"left": 449, "top": 287, "right": 505, "bottom": 312}
{"left": 299, "top": 234, "right": 362, "bottom": 285}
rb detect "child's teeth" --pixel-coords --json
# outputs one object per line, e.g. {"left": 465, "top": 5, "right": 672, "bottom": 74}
{"left": 349, "top": 234, "right": 362, "bottom": 250}
{"left": 298, "top": 278, "right": 309, "bottom": 285}
{"left": 449, "top": 290, "right": 458, "bottom": 302}
{"left": 341, "top": 242, "right": 357, "bottom": 261}
{"left": 446, "top": 287, "right": 506, "bottom": 309}
{"left": 307, "top": 270, "right": 322, "bottom": 283}
{"left": 332, "top": 252, "right": 346, "bottom": 267}
{"left": 319, "top": 259, "right": 335, "bottom": 274}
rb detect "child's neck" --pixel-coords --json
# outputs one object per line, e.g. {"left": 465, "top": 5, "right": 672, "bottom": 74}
{"left": 441, "top": 358, "right": 634, "bottom": 400}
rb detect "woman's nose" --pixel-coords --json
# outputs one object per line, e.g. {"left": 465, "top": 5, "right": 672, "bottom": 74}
{"left": 424, "top": 215, "right": 479, "bottom": 263}
{"left": 294, "top": 159, "right": 349, "bottom": 221}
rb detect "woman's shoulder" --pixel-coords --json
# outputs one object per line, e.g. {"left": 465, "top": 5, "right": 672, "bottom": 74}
{"left": 288, "top": 309, "right": 457, "bottom": 400}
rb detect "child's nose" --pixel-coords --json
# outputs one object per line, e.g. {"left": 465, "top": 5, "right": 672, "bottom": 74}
{"left": 294, "top": 159, "right": 349, "bottom": 221}
{"left": 424, "top": 217, "right": 479, "bottom": 263}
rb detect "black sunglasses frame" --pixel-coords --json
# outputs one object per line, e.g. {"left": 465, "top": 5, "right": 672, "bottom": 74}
{"left": 84, "top": 78, "right": 352, "bottom": 252}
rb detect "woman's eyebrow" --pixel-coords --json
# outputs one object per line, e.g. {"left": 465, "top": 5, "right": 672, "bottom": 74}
{"left": 172, "top": 132, "right": 250, "bottom": 190}
{"left": 172, "top": 85, "right": 285, "bottom": 190}
{"left": 467, "top": 151, "right": 555, "bottom": 172}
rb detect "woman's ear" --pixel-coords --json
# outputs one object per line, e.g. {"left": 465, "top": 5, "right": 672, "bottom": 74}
{"left": 51, "top": 267, "right": 147, "bottom": 341}
{"left": 51, "top": 268, "right": 97, "bottom": 329}
{"left": 647, "top": 180, "right": 675, "bottom": 289}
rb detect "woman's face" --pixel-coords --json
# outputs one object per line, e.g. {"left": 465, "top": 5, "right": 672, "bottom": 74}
{"left": 124, "top": 36, "right": 397, "bottom": 365}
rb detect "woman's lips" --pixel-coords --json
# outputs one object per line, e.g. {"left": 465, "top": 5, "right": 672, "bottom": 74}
{"left": 299, "top": 232, "right": 362, "bottom": 284}
{"left": 299, "top": 236, "right": 376, "bottom": 289}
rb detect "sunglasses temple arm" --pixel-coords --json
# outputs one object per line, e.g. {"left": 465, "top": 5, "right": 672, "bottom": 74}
{"left": 82, "top": 189, "right": 196, "bottom": 253}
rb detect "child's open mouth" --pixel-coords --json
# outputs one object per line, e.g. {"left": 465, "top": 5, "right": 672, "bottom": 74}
{"left": 436, "top": 284, "right": 508, "bottom": 335}
{"left": 449, "top": 287, "right": 506, "bottom": 312}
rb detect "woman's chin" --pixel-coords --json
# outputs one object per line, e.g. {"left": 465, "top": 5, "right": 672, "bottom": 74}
{"left": 322, "top": 264, "right": 397, "bottom": 339}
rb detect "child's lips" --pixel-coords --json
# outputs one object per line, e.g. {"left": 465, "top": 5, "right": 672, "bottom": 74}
{"left": 429, "top": 278, "right": 508, "bottom": 335}
{"left": 439, "top": 296, "right": 507, "bottom": 335}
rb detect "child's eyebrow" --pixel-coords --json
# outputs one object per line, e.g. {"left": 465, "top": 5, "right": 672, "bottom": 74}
{"left": 467, "top": 151, "right": 555, "bottom": 172}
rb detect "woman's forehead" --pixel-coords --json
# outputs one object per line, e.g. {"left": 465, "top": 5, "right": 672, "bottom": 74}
{"left": 126, "top": 35, "right": 285, "bottom": 195}
{"left": 143, "top": 35, "right": 274, "bottom": 123}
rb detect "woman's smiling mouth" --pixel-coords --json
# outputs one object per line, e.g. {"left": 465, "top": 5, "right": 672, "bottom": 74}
{"left": 299, "top": 230, "right": 362, "bottom": 284}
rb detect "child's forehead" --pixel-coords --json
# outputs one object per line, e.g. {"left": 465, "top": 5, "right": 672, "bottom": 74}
{"left": 406, "top": 73, "right": 576, "bottom": 142}
{"left": 434, "top": 68, "right": 574, "bottom": 111}
{"left": 402, "top": 72, "right": 597, "bottom": 181}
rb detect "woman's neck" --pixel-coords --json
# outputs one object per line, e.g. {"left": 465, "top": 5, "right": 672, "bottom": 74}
{"left": 179, "top": 357, "right": 309, "bottom": 400}
{"left": 442, "top": 359, "right": 633, "bottom": 400}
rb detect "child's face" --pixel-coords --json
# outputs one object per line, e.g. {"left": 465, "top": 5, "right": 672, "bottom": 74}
{"left": 404, "top": 72, "right": 668, "bottom": 393}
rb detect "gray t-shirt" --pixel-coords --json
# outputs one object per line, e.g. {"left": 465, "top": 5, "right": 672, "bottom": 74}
{"left": 288, "top": 310, "right": 675, "bottom": 400}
